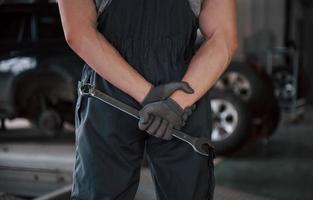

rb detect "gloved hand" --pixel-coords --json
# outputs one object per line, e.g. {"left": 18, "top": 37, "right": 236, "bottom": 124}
{"left": 181, "top": 103, "right": 196, "bottom": 126}
{"left": 141, "top": 81, "right": 194, "bottom": 106}
{"left": 138, "top": 98, "right": 196, "bottom": 140}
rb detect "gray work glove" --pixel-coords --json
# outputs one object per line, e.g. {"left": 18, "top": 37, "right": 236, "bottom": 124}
{"left": 138, "top": 98, "right": 196, "bottom": 140}
{"left": 141, "top": 81, "right": 194, "bottom": 106}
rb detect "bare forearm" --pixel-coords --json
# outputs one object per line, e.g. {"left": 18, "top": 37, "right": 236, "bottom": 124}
{"left": 58, "top": 0, "right": 152, "bottom": 103}
{"left": 68, "top": 28, "right": 152, "bottom": 102}
{"left": 171, "top": 0, "right": 238, "bottom": 109}
{"left": 171, "top": 35, "right": 234, "bottom": 108}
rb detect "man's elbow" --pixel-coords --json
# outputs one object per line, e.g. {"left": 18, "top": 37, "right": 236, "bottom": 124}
{"left": 64, "top": 28, "right": 79, "bottom": 50}
{"left": 216, "top": 31, "right": 238, "bottom": 59}
{"left": 64, "top": 23, "right": 90, "bottom": 52}
{"left": 229, "top": 35, "right": 238, "bottom": 56}
{"left": 227, "top": 39, "right": 238, "bottom": 60}
{"left": 64, "top": 26, "right": 97, "bottom": 55}
{"left": 203, "top": 29, "right": 238, "bottom": 57}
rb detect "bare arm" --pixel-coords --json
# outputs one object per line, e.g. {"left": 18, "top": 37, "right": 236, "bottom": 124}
{"left": 57, "top": 0, "right": 152, "bottom": 103}
{"left": 170, "top": 0, "right": 238, "bottom": 108}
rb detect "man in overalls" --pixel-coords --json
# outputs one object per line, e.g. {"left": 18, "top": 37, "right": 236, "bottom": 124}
{"left": 58, "top": 0, "right": 237, "bottom": 199}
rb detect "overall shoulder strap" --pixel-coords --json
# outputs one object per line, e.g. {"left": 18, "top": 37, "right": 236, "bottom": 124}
{"left": 95, "top": 0, "right": 113, "bottom": 17}
{"left": 188, "top": 0, "right": 203, "bottom": 18}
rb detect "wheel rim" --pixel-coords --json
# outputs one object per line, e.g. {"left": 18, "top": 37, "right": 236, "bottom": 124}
{"left": 211, "top": 99, "right": 239, "bottom": 142}
{"left": 273, "top": 71, "right": 295, "bottom": 100}
{"left": 215, "top": 72, "right": 252, "bottom": 101}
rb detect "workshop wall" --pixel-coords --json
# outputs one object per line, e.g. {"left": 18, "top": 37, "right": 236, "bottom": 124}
{"left": 235, "top": 0, "right": 286, "bottom": 63}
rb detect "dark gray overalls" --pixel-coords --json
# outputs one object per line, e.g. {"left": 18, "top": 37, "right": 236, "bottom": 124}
{"left": 71, "top": 0, "right": 215, "bottom": 199}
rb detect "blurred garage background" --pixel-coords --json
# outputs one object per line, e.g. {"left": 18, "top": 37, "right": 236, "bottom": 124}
{"left": 0, "top": 0, "right": 312, "bottom": 199}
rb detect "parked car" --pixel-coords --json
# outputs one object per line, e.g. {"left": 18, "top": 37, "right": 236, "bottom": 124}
{"left": 0, "top": 1, "right": 83, "bottom": 136}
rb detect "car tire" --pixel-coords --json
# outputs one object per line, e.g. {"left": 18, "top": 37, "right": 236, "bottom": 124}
{"left": 266, "top": 98, "right": 281, "bottom": 136}
{"left": 55, "top": 100, "right": 75, "bottom": 125}
{"left": 214, "top": 63, "right": 269, "bottom": 115}
{"left": 26, "top": 91, "right": 64, "bottom": 138}
{"left": 272, "top": 66, "right": 296, "bottom": 102}
{"left": 210, "top": 89, "right": 252, "bottom": 155}
{"left": 259, "top": 70, "right": 282, "bottom": 137}
{"left": 33, "top": 109, "right": 63, "bottom": 138}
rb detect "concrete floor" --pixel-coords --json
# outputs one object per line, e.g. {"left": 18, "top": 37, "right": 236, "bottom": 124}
{"left": 215, "top": 107, "right": 313, "bottom": 200}
{"left": 0, "top": 107, "right": 312, "bottom": 200}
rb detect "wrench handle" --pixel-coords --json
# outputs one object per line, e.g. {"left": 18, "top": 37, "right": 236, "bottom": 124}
{"left": 171, "top": 129, "right": 197, "bottom": 144}
{"left": 78, "top": 82, "right": 213, "bottom": 156}
{"left": 79, "top": 82, "right": 198, "bottom": 141}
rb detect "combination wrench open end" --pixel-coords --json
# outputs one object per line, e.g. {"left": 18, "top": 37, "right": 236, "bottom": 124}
{"left": 78, "top": 81, "right": 215, "bottom": 157}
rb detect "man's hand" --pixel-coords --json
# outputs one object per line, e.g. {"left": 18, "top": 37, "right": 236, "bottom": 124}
{"left": 141, "top": 81, "right": 194, "bottom": 106}
{"left": 138, "top": 81, "right": 196, "bottom": 140}
{"left": 138, "top": 98, "right": 196, "bottom": 140}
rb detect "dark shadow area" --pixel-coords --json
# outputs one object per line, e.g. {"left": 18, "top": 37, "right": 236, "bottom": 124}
{"left": 0, "top": 128, "right": 74, "bottom": 143}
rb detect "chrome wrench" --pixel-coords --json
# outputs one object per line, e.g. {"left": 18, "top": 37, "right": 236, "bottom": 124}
{"left": 78, "top": 81, "right": 215, "bottom": 157}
